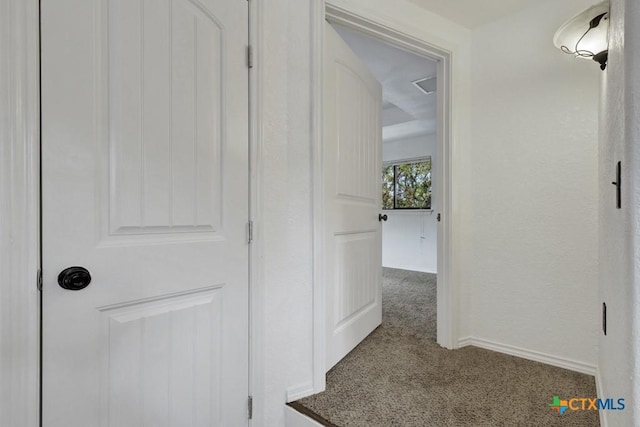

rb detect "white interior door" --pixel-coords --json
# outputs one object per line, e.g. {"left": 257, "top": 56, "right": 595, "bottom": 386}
{"left": 324, "top": 23, "right": 383, "bottom": 370}
{"left": 41, "top": 0, "right": 249, "bottom": 425}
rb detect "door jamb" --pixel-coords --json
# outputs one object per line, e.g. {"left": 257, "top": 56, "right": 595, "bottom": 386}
{"left": 248, "top": 0, "right": 265, "bottom": 424}
{"left": 0, "top": 0, "right": 41, "bottom": 426}
{"left": 312, "top": 1, "right": 457, "bottom": 392}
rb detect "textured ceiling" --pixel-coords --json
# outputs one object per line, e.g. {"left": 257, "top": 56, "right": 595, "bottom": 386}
{"left": 334, "top": 25, "right": 438, "bottom": 141}
{"left": 407, "top": 0, "right": 542, "bottom": 28}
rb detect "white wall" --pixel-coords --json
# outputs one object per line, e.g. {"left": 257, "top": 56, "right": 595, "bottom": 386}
{"left": 382, "top": 134, "right": 438, "bottom": 273}
{"left": 383, "top": 133, "right": 437, "bottom": 163}
{"left": 599, "top": 1, "right": 640, "bottom": 425}
{"left": 466, "top": 0, "right": 600, "bottom": 370}
{"left": 259, "top": 1, "right": 315, "bottom": 425}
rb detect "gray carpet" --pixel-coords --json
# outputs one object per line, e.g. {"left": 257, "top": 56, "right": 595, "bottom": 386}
{"left": 294, "top": 268, "right": 599, "bottom": 427}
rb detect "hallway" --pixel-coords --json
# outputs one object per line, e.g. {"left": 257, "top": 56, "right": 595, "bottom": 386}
{"left": 293, "top": 269, "right": 599, "bottom": 426}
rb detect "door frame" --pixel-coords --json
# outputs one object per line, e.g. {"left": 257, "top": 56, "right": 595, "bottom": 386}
{"left": 0, "top": 0, "right": 41, "bottom": 425}
{"left": 312, "top": 1, "right": 457, "bottom": 391}
{"left": 248, "top": 0, "right": 264, "bottom": 423}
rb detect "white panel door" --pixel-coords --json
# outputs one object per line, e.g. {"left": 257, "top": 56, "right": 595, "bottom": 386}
{"left": 41, "top": 0, "right": 249, "bottom": 425}
{"left": 324, "top": 23, "right": 383, "bottom": 370}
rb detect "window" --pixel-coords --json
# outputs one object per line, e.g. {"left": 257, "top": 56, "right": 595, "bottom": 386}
{"left": 382, "top": 158, "right": 432, "bottom": 210}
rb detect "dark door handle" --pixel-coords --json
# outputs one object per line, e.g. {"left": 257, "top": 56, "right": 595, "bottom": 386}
{"left": 612, "top": 161, "right": 621, "bottom": 209}
{"left": 379, "top": 214, "right": 388, "bottom": 222}
{"left": 58, "top": 266, "right": 92, "bottom": 291}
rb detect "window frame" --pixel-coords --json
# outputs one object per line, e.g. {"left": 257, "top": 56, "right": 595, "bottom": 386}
{"left": 382, "top": 156, "right": 433, "bottom": 211}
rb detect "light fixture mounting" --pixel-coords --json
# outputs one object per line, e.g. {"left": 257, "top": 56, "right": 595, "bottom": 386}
{"left": 553, "top": 2, "right": 610, "bottom": 71}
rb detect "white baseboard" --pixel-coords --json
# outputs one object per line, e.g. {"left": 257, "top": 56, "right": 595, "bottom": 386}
{"left": 382, "top": 265, "right": 437, "bottom": 274}
{"left": 286, "top": 382, "right": 315, "bottom": 402}
{"left": 457, "top": 336, "right": 597, "bottom": 376}
{"left": 285, "top": 405, "right": 325, "bottom": 427}
{"left": 595, "top": 368, "right": 608, "bottom": 427}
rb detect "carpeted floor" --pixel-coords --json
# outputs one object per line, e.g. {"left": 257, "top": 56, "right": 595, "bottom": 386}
{"left": 293, "top": 268, "right": 599, "bottom": 427}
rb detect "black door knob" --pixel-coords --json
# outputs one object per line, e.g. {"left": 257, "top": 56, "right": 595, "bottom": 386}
{"left": 58, "top": 266, "right": 92, "bottom": 291}
{"left": 379, "top": 214, "right": 388, "bottom": 222}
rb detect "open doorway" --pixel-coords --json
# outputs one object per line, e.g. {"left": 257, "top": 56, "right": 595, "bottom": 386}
{"left": 295, "top": 12, "right": 456, "bottom": 422}
{"left": 304, "top": 2, "right": 457, "bottom": 415}
{"left": 336, "top": 23, "right": 441, "bottom": 342}
{"left": 311, "top": 8, "right": 457, "bottom": 383}
{"left": 320, "top": 15, "right": 449, "bottom": 375}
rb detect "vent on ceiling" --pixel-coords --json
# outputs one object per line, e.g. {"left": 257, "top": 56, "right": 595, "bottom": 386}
{"left": 412, "top": 76, "right": 437, "bottom": 95}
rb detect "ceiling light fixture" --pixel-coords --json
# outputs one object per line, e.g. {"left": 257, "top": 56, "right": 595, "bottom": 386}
{"left": 553, "top": 2, "right": 610, "bottom": 71}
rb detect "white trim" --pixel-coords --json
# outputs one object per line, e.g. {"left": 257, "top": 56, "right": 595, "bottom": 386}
{"left": 382, "top": 267, "right": 438, "bottom": 275}
{"left": 325, "top": 4, "right": 450, "bottom": 60}
{"left": 286, "top": 382, "right": 315, "bottom": 402}
{"left": 595, "top": 369, "right": 608, "bottom": 427}
{"left": 312, "top": 2, "right": 457, "bottom": 391}
{"left": 434, "top": 43, "right": 455, "bottom": 349}
{"left": 249, "top": 0, "right": 265, "bottom": 424}
{"left": 382, "top": 210, "right": 435, "bottom": 216}
{"left": 457, "top": 337, "right": 597, "bottom": 376}
{"left": 310, "top": 0, "right": 327, "bottom": 396}
{"left": 284, "top": 405, "right": 325, "bottom": 427}
{"left": 0, "top": 0, "right": 41, "bottom": 426}
{"left": 383, "top": 155, "right": 432, "bottom": 166}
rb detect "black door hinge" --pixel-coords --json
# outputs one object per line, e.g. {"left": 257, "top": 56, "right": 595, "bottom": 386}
{"left": 247, "top": 221, "right": 254, "bottom": 244}
{"left": 37, "top": 269, "right": 42, "bottom": 291}
{"left": 248, "top": 396, "right": 253, "bottom": 420}
{"left": 611, "top": 161, "right": 621, "bottom": 209}
{"left": 247, "top": 45, "right": 254, "bottom": 69}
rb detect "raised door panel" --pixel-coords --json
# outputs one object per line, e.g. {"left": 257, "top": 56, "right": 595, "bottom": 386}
{"left": 324, "top": 22, "right": 382, "bottom": 370}
{"left": 333, "top": 233, "right": 378, "bottom": 331}
{"left": 335, "top": 62, "right": 379, "bottom": 204}
{"left": 108, "top": 0, "right": 223, "bottom": 236}
{"left": 100, "top": 286, "right": 222, "bottom": 426}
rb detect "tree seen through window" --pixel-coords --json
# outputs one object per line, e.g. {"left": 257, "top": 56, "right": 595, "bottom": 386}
{"left": 382, "top": 158, "right": 431, "bottom": 210}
